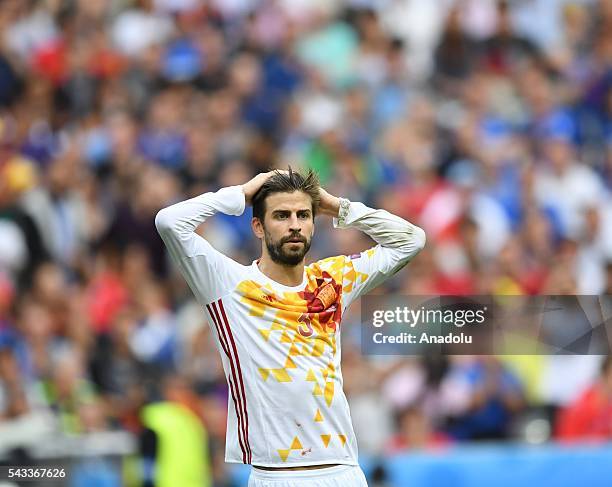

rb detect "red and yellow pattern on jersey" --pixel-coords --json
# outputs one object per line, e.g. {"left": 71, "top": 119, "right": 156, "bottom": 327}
{"left": 201, "top": 255, "right": 371, "bottom": 466}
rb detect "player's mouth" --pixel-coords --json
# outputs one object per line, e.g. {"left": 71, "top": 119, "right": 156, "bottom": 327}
{"left": 284, "top": 236, "right": 306, "bottom": 244}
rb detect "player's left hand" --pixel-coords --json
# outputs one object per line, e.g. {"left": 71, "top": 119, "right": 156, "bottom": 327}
{"left": 318, "top": 188, "right": 340, "bottom": 217}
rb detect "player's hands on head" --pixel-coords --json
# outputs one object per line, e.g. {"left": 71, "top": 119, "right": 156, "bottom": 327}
{"left": 242, "top": 171, "right": 339, "bottom": 217}
{"left": 242, "top": 171, "right": 284, "bottom": 205}
{"left": 318, "top": 187, "right": 341, "bottom": 217}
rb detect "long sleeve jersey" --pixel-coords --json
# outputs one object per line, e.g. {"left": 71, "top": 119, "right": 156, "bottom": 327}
{"left": 155, "top": 185, "right": 426, "bottom": 467}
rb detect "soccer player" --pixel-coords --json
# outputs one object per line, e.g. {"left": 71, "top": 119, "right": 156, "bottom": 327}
{"left": 155, "top": 169, "right": 426, "bottom": 486}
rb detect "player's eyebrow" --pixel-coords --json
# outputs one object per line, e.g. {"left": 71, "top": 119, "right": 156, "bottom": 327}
{"left": 271, "top": 209, "right": 311, "bottom": 216}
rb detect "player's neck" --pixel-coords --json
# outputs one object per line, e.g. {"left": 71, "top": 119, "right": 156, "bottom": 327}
{"left": 257, "top": 255, "right": 304, "bottom": 287}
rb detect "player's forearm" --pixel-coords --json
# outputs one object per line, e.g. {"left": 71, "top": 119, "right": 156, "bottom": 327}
{"left": 334, "top": 201, "right": 426, "bottom": 258}
{"left": 155, "top": 185, "right": 246, "bottom": 239}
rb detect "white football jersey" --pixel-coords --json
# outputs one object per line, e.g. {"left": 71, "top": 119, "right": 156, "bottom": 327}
{"left": 155, "top": 185, "right": 425, "bottom": 467}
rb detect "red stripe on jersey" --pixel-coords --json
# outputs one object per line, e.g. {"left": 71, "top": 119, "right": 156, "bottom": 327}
{"left": 206, "top": 302, "right": 248, "bottom": 464}
{"left": 218, "top": 298, "right": 252, "bottom": 463}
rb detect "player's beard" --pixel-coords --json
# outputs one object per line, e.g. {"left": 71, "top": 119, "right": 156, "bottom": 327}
{"left": 264, "top": 229, "right": 312, "bottom": 267}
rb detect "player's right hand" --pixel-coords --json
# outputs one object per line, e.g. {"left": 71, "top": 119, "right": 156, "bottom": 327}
{"left": 242, "top": 170, "right": 288, "bottom": 205}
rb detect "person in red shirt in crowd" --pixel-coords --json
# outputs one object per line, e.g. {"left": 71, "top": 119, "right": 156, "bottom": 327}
{"left": 556, "top": 356, "right": 612, "bottom": 442}
{"left": 386, "top": 405, "right": 452, "bottom": 454}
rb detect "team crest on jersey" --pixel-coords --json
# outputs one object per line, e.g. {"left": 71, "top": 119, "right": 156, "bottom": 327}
{"left": 315, "top": 283, "right": 337, "bottom": 310}
{"left": 298, "top": 271, "right": 342, "bottom": 335}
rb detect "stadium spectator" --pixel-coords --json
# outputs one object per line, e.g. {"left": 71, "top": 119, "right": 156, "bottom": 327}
{"left": 556, "top": 356, "right": 612, "bottom": 442}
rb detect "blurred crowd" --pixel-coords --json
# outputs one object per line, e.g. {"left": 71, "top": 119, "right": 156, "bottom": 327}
{"left": 1, "top": 0, "right": 612, "bottom": 485}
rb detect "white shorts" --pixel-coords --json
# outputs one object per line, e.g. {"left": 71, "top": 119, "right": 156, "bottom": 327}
{"left": 248, "top": 465, "right": 368, "bottom": 487}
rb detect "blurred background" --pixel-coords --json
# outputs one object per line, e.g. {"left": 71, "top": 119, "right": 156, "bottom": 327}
{"left": 0, "top": 0, "right": 612, "bottom": 486}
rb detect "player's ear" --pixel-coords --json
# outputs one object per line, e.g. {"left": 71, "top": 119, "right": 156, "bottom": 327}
{"left": 311, "top": 207, "right": 315, "bottom": 237}
{"left": 252, "top": 217, "right": 264, "bottom": 239}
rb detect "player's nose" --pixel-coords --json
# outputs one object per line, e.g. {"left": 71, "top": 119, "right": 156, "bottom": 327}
{"left": 288, "top": 214, "right": 302, "bottom": 230}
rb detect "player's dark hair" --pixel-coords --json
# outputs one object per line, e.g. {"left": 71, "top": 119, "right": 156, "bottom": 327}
{"left": 252, "top": 167, "right": 320, "bottom": 222}
{"left": 601, "top": 356, "right": 612, "bottom": 377}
